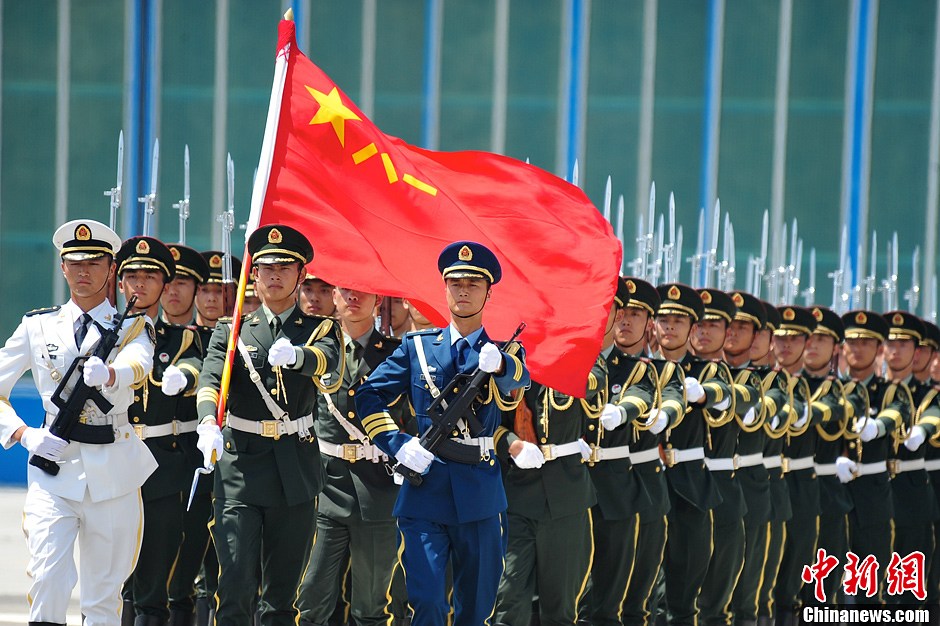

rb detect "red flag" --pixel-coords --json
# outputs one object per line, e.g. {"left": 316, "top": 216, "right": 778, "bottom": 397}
{"left": 248, "top": 19, "right": 621, "bottom": 397}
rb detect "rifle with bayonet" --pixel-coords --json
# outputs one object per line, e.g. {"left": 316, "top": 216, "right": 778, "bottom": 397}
{"left": 103, "top": 131, "right": 124, "bottom": 306}
{"left": 172, "top": 145, "right": 191, "bottom": 244}
{"left": 219, "top": 153, "right": 236, "bottom": 316}
{"left": 139, "top": 139, "right": 159, "bottom": 237}
{"left": 905, "top": 247, "right": 920, "bottom": 313}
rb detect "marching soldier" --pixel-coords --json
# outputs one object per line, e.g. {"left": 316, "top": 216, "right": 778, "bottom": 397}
{"left": 0, "top": 219, "right": 157, "bottom": 626}
{"left": 298, "top": 267, "right": 337, "bottom": 317}
{"left": 116, "top": 237, "right": 204, "bottom": 626}
{"left": 355, "top": 241, "right": 530, "bottom": 626}
{"left": 195, "top": 225, "right": 343, "bottom": 626}
{"left": 295, "top": 287, "right": 414, "bottom": 626}
{"left": 195, "top": 252, "right": 241, "bottom": 327}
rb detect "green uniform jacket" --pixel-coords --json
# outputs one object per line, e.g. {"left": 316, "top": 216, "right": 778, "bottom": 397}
{"left": 890, "top": 377, "right": 940, "bottom": 525}
{"left": 316, "top": 330, "right": 416, "bottom": 522}
{"left": 180, "top": 324, "right": 214, "bottom": 496}
{"left": 130, "top": 318, "right": 203, "bottom": 501}
{"left": 756, "top": 366, "right": 792, "bottom": 522}
{"left": 500, "top": 358, "right": 604, "bottom": 520}
{"left": 197, "top": 308, "right": 342, "bottom": 508}
{"left": 812, "top": 373, "right": 853, "bottom": 516}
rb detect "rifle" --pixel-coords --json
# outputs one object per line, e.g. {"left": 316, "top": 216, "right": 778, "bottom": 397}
{"left": 394, "top": 322, "right": 526, "bottom": 486}
{"left": 29, "top": 296, "right": 139, "bottom": 476}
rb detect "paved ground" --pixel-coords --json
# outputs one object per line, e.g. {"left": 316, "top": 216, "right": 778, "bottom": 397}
{"left": 0, "top": 486, "right": 82, "bottom": 625}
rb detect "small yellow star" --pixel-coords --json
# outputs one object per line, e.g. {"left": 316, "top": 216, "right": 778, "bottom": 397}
{"left": 306, "top": 85, "right": 361, "bottom": 147}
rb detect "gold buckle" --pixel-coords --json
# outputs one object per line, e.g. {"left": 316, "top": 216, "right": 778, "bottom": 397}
{"left": 540, "top": 445, "right": 555, "bottom": 461}
{"left": 261, "top": 421, "right": 280, "bottom": 440}
{"left": 589, "top": 445, "right": 602, "bottom": 464}
{"left": 781, "top": 456, "right": 790, "bottom": 474}
{"left": 342, "top": 444, "right": 360, "bottom": 462}
{"left": 133, "top": 425, "right": 145, "bottom": 439}
{"left": 171, "top": 420, "right": 180, "bottom": 436}
{"left": 732, "top": 454, "right": 740, "bottom": 470}
{"left": 663, "top": 448, "right": 677, "bottom": 467}
{"left": 887, "top": 459, "right": 900, "bottom": 477}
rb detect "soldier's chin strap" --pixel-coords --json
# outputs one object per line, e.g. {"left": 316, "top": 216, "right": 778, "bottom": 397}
{"left": 453, "top": 301, "right": 487, "bottom": 319}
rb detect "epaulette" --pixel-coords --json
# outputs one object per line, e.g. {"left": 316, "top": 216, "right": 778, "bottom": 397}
{"left": 405, "top": 329, "right": 439, "bottom": 337}
{"left": 218, "top": 316, "right": 234, "bottom": 324}
{"left": 25, "top": 305, "right": 61, "bottom": 317}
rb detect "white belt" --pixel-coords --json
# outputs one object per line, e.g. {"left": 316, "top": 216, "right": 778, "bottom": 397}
{"left": 666, "top": 446, "right": 705, "bottom": 464}
{"left": 786, "top": 456, "right": 815, "bottom": 471}
{"left": 132, "top": 419, "right": 197, "bottom": 440}
{"left": 226, "top": 413, "right": 314, "bottom": 439}
{"left": 737, "top": 452, "right": 764, "bottom": 468}
{"left": 318, "top": 439, "right": 388, "bottom": 463}
{"left": 814, "top": 463, "right": 837, "bottom": 476}
{"left": 49, "top": 411, "right": 129, "bottom": 428}
{"left": 925, "top": 459, "right": 940, "bottom": 472}
{"left": 589, "top": 445, "right": 631, "bottom": 462}
{"left": 540, "top": 441, "right": 583, "bottom": 461}
{"left": 451, "top": 436, "right": 495, "bottom": 459}
{"left": 857, "top": 460, "right": 887, "bottom": 476}
{"left": 705, "top": 456, "right": 738, "bottom": 471}
{"left": 630, "top": 447, "right": 662, "bottom": 465}
{"left": 763, "top": 455, "right": 783, "bottom": 469}
{"left": 893, "top": 459, "right": 925, "bottom": 474}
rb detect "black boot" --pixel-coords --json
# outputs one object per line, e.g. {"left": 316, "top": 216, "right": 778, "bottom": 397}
{"left": 169, "top": 609, "right": 195, "bottom": 626}
{"left": 775, "top": 611, "right": 797, "bottom": 626}
{"left": 195, "top": 599, "right": 210, "bottom": 626}
{"left": 135, "top": 615, "right": 167, "bottom": 626}
{"left": 122, "top": 601, "right": 136, "bottom": 626}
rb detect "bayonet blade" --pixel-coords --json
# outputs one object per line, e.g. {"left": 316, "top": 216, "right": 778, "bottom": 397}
{"left": 602, "top": 176, "right": 612, "bottom": 223}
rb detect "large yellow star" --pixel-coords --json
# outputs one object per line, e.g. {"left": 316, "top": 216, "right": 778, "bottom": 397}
{"left": 306, "top": 85, "right": 360, "bottom": 147}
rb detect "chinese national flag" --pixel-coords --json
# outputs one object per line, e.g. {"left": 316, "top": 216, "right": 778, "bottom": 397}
{"left": 246, "top": 19, "right": 621, "bottom": 397}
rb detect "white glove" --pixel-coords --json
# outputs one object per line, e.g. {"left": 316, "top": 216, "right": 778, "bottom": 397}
{"left": 742, "top": 407, "right": 758, "bottom": 426}
{"left": 713, "top": 396, "right": 732, "bottom": 411}
{"left": 646, "top": 408, "right": 669, "bottom": 435}
{"left": 20, "top": 427, "right": 67, "bottom": 461}
{"left": 82, "top": 356, "right": 110, "bottom": 388}
{"left": 478, "top": 342, "right": 503, "bottom": 373}
{"left": 770, "top": 416, "right": 781, "bottom": 430}
{"left": 395, "top": 436, "right": 434, "bottom": 474}
{"left": 684, "top": 377, "right": 705, "bottom": 403}
{"left": 196, "top": 421, "right": 224, "bottom": 468}
{"left": 161, "top": 365, "right": 187, "bottom": 396}
{"left": 854, "top": 418, "right": 880, "bottom": 442}
{"left": 512, "top": 441, "right": 545, "bottom": 469}
{"left": 577, "top": 438, "right": 593, "bottom": 461}
{"left": 835, "top": 456, "right": 858, "bottom": 484}
{"left": 268, "top": 338, "right": 298, "bottom": 367}
{"left": 792, "top": 407, "right": 809, "bottom": 430}
{"left": 600, "top": 404, "right": 625, "bottom": 430}
{"left": 905, "top": 425, "right": 927, "bottom": 451}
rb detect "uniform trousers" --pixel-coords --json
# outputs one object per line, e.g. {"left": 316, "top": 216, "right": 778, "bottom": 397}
{"left": 889, "top": 521, "right": 934, "bottom": 604}
{"left": 810, "top": 512, "right": 848, "bottom": 606}
{"left": 699, "top": 518, "right": 746, "bottom": 626}
{"left": 928, "top": 468, "right": 940, "bottom": 605}
{"left": 168, "top": 490, "right": 213, "bottom": 616}
{"left": 756, "top": 521, "right": 786, "bottom": 621}
{"left": 494, "top": 510, "right": 593, "bottom": 626}
{"left": 123, "top": 492, "right": 184, "bottom": 620}
{"left": 398, "top": 514, "right": 507, "bottom": 626}
{"left": 296, "top": 512, "right": 401, "bottom": 626}
{"left": 581, "top": 507, "right": 638, "bottom": 626}
{"left": 621, "top": 515, "right": 667, "bottom": 626}
{"left": 730, "top": 519, "right": 769, "bottom": 624}
{"left": 664, "top": 496, "right": 714, "bottom": 626}
{"left": 23, "top": 483, "right": 143, "bottom": 626}
{"left": 211, "top": 497, "right": 317, "bottom": 626}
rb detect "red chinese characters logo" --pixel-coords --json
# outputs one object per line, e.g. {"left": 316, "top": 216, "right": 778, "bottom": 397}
{"left": 843, "top": 552, "right": 880, "bottom": 598}
{"left": 885, "top": 551, "right": 926, "bottom": 601}
{"left": 801, "top": 548, "right": 840, "bottom": 602}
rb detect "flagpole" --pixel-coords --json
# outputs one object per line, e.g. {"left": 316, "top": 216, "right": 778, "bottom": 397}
{"left": 215, "top": 8, "right": 294, "bottom": 426}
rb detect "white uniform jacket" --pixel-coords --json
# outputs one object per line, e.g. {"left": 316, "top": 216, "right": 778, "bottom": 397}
{"left": 0, "top": 299, "right": 158, "bottom": 502}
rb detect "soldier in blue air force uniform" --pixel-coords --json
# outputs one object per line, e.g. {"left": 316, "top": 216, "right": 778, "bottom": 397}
{"left": 355, "top": 241, "right": 530, "bottom": 626}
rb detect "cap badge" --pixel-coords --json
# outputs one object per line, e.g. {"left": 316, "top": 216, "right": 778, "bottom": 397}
{"left": 855, "top": 312, "right": 868, "bottom": 325}
{"left": 268, "top": 228, "right": 283, "bottom": 244}
{"left": 626, "top": 280, "right": 636, "bottom": 294}
{"left": 210, "top": 254, "right": 223, "bottom": 269}
{"left": 667, "top": 285, "right": 681, "bottom": 300}
{"left": 732, "top": 293, "right": 744, "bottom": 307}
{"left": 136, "top": 239, "right": 150, "bottom": 254}
{"left": 170, "top": 247, "right": 181, "bottom": 261}
{"left": 813, "top": 308, "right": 823, "bottom": 322}
{"left": 75, "top": 224, "right": 91, "bottom": 241}
{"left": 701, "top": 291, "right": 713, "bottom": 305}
{"left": 783, "top": 308, "right": 796, "bottom": 321}
{"left": 892, "top": 313, "right": 904, "bottom": 326}
{"left": 458, "top": 245, "right": 473, "bottom": 261}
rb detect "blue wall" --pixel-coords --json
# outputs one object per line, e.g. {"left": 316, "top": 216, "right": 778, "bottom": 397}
{"left": 0, "top": 382, "right": 46, "bottom": 486}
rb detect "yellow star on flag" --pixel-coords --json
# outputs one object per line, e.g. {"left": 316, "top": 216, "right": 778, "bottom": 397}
{"left": 306, "top": 85, "right": 361, "bottom": 147}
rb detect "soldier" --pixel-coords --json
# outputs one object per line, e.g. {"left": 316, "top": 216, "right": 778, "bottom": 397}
{"left": 0, "top": 219, "right": 157, "bottom": 626}
{"left": 654, "top": 283, "right": 731, "bottom": 626}
{"left": 295, "top": 287, "right": 414, "bottom": 626}
{"left": 298, "top": 267, "right": 336, "bottom": 317}
{"left": 355, "top": 241, "right": 530, "bottom": 626}
{"left": 114, "top": 236, "right": 201, "bottom": 626}
{"left": 384, "top": 297, "right": 411, "bottom": 337}
{"left": 919, "top": 321, "right": 940, "bottom": 607}
{"left": 403, "top": 299, "right": 436, "bottom": 332}
{"left": 195, "top": 252, "right": 241, "bottom": 326}
{"left": 195, "top": 225, "right": 343, "bottom": 626}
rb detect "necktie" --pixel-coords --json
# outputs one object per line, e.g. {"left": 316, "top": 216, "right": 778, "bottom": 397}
{"left": 75, "top": 313, "right": 92, "bottom": 350}
{"left": 347, "top": 341, "right": 363, "bottom": 380}
{"left": 271, "top": 316, "right": 282, "bottom": 338}
{"left": 455, "top": 338, "right": 470, "bottom": 371}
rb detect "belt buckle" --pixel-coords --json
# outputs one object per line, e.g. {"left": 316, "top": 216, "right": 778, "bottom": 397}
{"left": 342, "top": 444, "right": 360, "bottom": 462}
{"left": 887, "top": 459, "right": 900, "bottom": 477}
{"left": 663, "top": 448, "right": 676, "bottom": 467}
{"left": 171, "top": 420, "right": 180, "bottom": 436}
{"left": 781, "top": 456, "right": 790, "bottom": 474}
{"left": 133, "top": 424, "right": 145, "bottom": 439}
{"left": 540, "top": 445, "right": 555, "bottom": 462}
{"left": 732, "top": 454, "right": 740, "bottom": 470}
{"left": 589, "top": 445, "right": 602, "bottom": 464}
{"left": 261, "top": 421, "right": 280, "bottom": 440}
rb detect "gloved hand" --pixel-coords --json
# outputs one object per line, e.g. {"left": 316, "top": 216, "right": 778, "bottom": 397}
{"left": 770, "top": 415, "right": 781, "bottom": 430}
{"left": 835, "top": 456, "right": 858, "bottom": 484}
{"left": 600, "top": 404, "right": 625, "bottom": 430}
{"left": 713, "top": 397, "right": 731, "bottom": 411}
{"left": 905, "top": 425, "right": 927, "bottom": 451}
{"left": 82, "top": 356, "right": 110, "bottom": 388}
{"left": 478, "top": 342, "right": 503, "bottom": 373}
{"left": 577, "top": 438, "right": 593, "bottom": 461}
{"left": 395, "top": 436, "right": 434, "bottom": 474}
{"left": 196, "top": 421, "right": 224, "bottom": 468}
{"left": 646, "top": 408, "right": 669, "bottom": 435}
{"left": 512, "top": 441, "right": 545, "bottom": 469}
{"left": 792, "top": 406, "right": 809, "bottom": 430}
{"left": 161, "top": 365, "right": 187, "bottom": 396}
{"left": 20, "top": 427, "right": 67, "bottom": 461}
{"left": 268, "top": 338, "right": 297, "bottom": 367}
{"left": 684, "top": 377, "right": 705, "bottom": 403}
{"left": 742, "top": 407, "right": 758, "bottom": 426}
{"left": 854, "top": 418, "right": 880, "bottom": 442}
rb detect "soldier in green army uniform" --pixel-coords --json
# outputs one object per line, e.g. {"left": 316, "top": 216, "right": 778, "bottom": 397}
{"left": 882, "top": 312, "right": 939, "bottom": 605}
{"left": 653, "top": 283, "right": 732, "bottom": 626}
{"left": 195, "top": 225, "right": 343, "bottom": 626}
{"left": 751, "top": 303, "right": 793, "bottom": 626}
{"left": 111, "top": 236, "right": 197, "bottom": 626}
{"left": 840, "top": 310, "right": 912, "bottom": 604}
{"left": 298, "top": 266, "right": 337, "bottom": 318}
{"left": 917, "top": 321, "right": 940, "bottom": 607}
{"left": 492, "top": 303, "right": 603, "bottom": 626}
{"left": 800, "top": 307, "right": 854, "bottom": 608}
{"left": 606, "top": 278, "right": 686, "bottom": 626}
{"left": 295, "top": 286, "right": 414, "bottom": 626}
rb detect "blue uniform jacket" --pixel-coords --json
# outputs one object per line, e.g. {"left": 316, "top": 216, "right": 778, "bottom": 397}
{"left": 355, "top": 326, "right": 529, "bottom": 525}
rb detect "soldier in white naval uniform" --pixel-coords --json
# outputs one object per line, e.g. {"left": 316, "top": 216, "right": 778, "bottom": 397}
{"left": 0, "top": 219, "right": 157, "bottom": 626}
